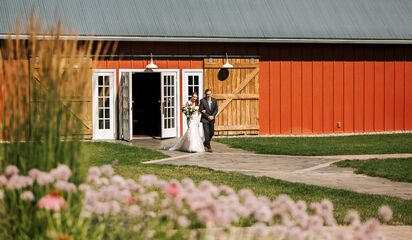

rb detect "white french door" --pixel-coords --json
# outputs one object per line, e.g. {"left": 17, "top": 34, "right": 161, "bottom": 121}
{"left": 119, "top": 71, "right": 132, "bottom": 141}
{"left": 161, "top": 71, "right": 178, "bottom": 138}
{"left": 182, "top": 70, "right": 204, "bottom": 134}
{"left": 118, "top": 69, "right": 179, "bottom": 140}
{"left": 93, "top": 70, "right": 116, "bottom": 139}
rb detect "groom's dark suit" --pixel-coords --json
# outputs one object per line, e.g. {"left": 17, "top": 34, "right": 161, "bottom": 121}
{"left": 199, "top": 97, "right": 218, "bottom": 149}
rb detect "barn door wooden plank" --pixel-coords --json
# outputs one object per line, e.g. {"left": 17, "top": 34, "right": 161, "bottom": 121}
{"left": 204, "top": 58, "right": 259, "bottom": 135}
{"left": 29, "top": 57, "right": 93, "bottom": 137}
{"left": 216, "top": 67, "right": 259, "bottom": 116}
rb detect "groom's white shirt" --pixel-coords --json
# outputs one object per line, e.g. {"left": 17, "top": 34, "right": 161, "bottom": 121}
{"left": 207, "top": 98, "right": 212, "bottom": 109}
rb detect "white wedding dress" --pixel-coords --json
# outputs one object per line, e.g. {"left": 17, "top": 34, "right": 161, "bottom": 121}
{"left": 169, "top": 105, "right": 205, "bottom": 153}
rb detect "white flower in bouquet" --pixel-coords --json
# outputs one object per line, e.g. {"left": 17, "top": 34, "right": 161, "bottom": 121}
{"left": 182, "top": 101, "right": 197, "bottom": 119}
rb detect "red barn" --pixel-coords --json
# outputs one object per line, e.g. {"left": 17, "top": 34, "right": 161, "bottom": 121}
{"left": 1, "top": 0, "right": 412, "bottom": 140}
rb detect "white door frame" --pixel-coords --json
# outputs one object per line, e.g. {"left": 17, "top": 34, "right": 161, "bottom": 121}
{"left": 182, "top": 69, "right": 204, "bottom": 134}
{"left": 118, "top": 69, "right": 180, "bottom": 140}
{"left": 92, "top": 69, "right": 117, "bottom": 140}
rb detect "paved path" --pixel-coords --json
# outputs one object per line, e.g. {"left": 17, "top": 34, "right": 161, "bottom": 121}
{"left": 134, "top": 138, "right": 412, "bottom": 200}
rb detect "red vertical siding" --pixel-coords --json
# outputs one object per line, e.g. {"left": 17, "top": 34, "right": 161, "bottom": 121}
{"left": 323, "top": 46, "right": 334, "bottom": 133}
{"left": 394, "top": 47, "right": 405, "bottom": 130}
{"left": 312, "top": 47, "right": 323, "bottom": 133}
{"left": 94, "top": 61, "right": 107, "bottom": 68}
{"left": 406, "top": 47, "right": 412, "bottom": 130}
{"left": 364, "top": 47, "right": 375, "bottom": 132}
{"left": 384, "top": 47, "right": 395, "bottom": 131}
{"left": 269, "top": 46, "right": 281, "bottom": 133}
{"left": 90, "top": 42, "right": 412, "bottom": 137}
{"left": 107, "top": 60, "right": 119, "bottom": 69}
{"left": 131, "top": 60, "right": 145, "bottom": 69}
{"left": 259, "top": 47, "right": 270, "bottom": 134}
{"left": 291, "top": 47, "right": 302, "bottom": 133}
{"left": 343, "top": 47, "right": 354, "bottom": 132}
{"left": 280, "top": 47, "right": 292, "bottom": 133}
{"left": 301, "top": 47, "right": 313, "bottom": 133}
{"left": 354, "top": 47, "right": 365, "bottom": 132}
{"left": 374, "top": 47, "right": 385, "bottom": 131}
{"left": 333, "top": 48, "right": 344, "bottom": 132}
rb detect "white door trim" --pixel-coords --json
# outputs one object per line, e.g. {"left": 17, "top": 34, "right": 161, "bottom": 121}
{"left": 182, "top": 69, "right": 204, "bottom": 134}
{"left": 92, "top": 69, "right": 117, "bottom": 140}
{"left": 118, "top": 69, "right": 180, "bottom": 140}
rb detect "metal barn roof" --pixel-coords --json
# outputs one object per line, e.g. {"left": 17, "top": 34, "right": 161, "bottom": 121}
{"left": 1, "top": 0, "right": 412, "bottom": 43}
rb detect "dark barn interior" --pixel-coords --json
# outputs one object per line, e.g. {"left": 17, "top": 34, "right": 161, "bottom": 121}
{"left": 132, "top": 72, "right": 161, "bottom": 137}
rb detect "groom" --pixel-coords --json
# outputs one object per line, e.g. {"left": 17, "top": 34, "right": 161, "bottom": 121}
{"left": 199, "top": 89, "right": 218, "bottom": 152}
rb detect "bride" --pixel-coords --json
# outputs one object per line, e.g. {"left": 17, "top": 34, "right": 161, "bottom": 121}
{"left": 169, "top": 92, "right": 205, "bottom": 153}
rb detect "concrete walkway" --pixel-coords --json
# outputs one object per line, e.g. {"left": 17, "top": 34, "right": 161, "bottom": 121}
{"left": 134, "top": 138, "right": 412, "bottom": 200}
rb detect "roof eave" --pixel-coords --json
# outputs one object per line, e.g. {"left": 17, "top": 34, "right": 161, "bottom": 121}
{"left": 1, "top": 34, "right": 412, "bottom": 44}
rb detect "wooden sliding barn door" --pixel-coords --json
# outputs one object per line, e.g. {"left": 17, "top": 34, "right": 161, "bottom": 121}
{"left": 29, "top": 58, "right": 93, "bottom": 138}
{"left": 204, "top": 58, "right": 259, "bottom": 135}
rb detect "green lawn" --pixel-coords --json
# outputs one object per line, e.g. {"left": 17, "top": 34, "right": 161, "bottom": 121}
{"left": 335, "top": 158, "right": 412, "bottom": 183}
{"left": 214, "top": 134, "right": 412, "bottom": 156}
{"left": 81, "top": 142, "right": 412, "bottom": 225}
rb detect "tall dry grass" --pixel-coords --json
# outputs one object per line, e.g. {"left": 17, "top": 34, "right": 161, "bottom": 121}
{"left": 0, "top": 16, "right": 116, "bottom": 178}
{"left": 0, "top": 16, "right": 115, "bottom": 238}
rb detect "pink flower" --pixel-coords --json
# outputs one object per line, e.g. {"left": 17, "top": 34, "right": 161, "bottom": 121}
{"left": 139, "top": 175, "right": 158, "bottom": 187}
{"left": 100, "top": 165, "right": 114, "bottom": 177}
{"left": 219, "top": 185, "right": 235, "bottom": 195}
{"left": 146, "top": 211, "right": 156, "bottom": 218}
{"left": 78, "top": 184, "right": 90, "bottom": 192}
{"left": 177, "top": 215, "right": 190, "bottom": 228}
{"left": 321, "top": 199, "right": 334, "bottom": 212}
{"left": 0, "top": 175, "right": 7, "bottom": 186}
{"left": 355, "top": 218, "right": 381, "bottom": 240}
{"left": 88, "top": 167, "right": 101, "bottom": 177}
{"left": 21, "top": 191, "right": 35, "bottom": 201}
{"left": 166, "top": 183, "right": 181, "bottom": 197}
{"left": 86, "top": 174, "right": 101, "bottom": 185}
{"left": 36, "top": 172, "right": 55, "bottom": 186}
{"left": 5, "top": 165, "right": 19, "bottom": 177}
{"left": 92, "top": 202, "right": 111, "bottom": 215}
{"left": 84, "top": 190, "right": 99, "bottom": 205}
{"left": 379, "top": 205, "right": 393, "bottom": 222}
{"left": 248, "top": 223, "right": 270, "bottom": 237}
{"left": 288, "top": 227, "right": 305, "bottom": 240}
{"left": 6, "top": 175, "right": 32, "bottom": 190}
{"left": 5, "top": 176, "right": 21, "bottom": 190}
{"left": 128, "top": 205, "right": 142, "bottom": 217}
{"left": 28, "top": 168, "right": 41, "bottom": 179}
{"left": 140, "top": 192, "right": 158, "bottom": 206}
{"left": 110, "top": 175, "right": 126, "bottom": 189}
{"left": 239, "top": 188, "right": 254, "bottom": 199}
{"left": 182, "top": 178, "right": 195, "bottom": 189}
{"left": 124, "top": 195, "right": 136, "bottom": 205}
{"left": 54, "top": 181, "right": 77, "bottom": 193}
{"left": 50, "top": 165, "right": 72, "bottom": 181}
{"left": 110, "top": 201, "right": 121, "bottom": 215}
{"left": 254, "top": 205, "right": 273, "bottom": 222}
{"left": 296, "top": 200, "right": 307, "bottom": 212}
{"left": 270, "top": 226, "right": 288, "bottom": 238}
{"left": 100, "top": 185, "right": 120, "bottom": 200}
{"left": 345, "top": 209, "right": 360, "bottom": 226}
{"left": 38, "top": 190, "right": 66, "bottom": 211}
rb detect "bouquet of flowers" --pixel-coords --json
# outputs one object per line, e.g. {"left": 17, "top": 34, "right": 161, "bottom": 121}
{"left": 182, "top": 101, "right": 197, "bottom": 119}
